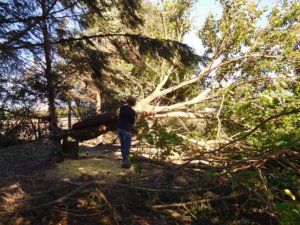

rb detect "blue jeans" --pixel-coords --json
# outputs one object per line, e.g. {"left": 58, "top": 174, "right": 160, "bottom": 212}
{"left": 117, "top": 128, "right": 132, "bottom": 164}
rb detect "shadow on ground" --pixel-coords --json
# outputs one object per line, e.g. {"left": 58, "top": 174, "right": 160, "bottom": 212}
{"left": 0, "top": 140, "right": 199, "bottom": 225}
{"left": 0, "top": 140, "right": 276, "bottom": 225}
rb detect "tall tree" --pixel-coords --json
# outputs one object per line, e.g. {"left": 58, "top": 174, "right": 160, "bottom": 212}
{"left": 0, "top": 0, "right": 150, "bottom": 159}
{"left": 58, "top": 0, "right": 199, "bottom": 112}
{"left": 66, "top": 0, "right": 299, "bottom": 150}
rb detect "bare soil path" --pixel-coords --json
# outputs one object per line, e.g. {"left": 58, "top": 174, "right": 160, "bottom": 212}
{"left": 0, "top": 140, "right": 147, "bottom": 183}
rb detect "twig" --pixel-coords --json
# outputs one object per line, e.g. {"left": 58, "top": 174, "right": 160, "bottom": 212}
{"left": 152, "top": 193, "right": 245, "bottom": 209}
{"left": 94, "top": 180, "right": 188, "bottom": 193}
{"left": 177, "top": 107, "right": 300, "bottom": 169}
{"left": 183, "top": 205, "right": 198, "bottom": 221}
{"left": 7, "top": 175, "right": 84, "bottom": 186}
{"left": 239, "top": 182, "right": 280, "bottom": 223}
{"left": 133, "top": 155, "right": 174, "bottom": 168}
{"left": 17, "top": 177, "right": 192, "bottom": 214}
{"left": 278, "top": 158, "right": 300, "bottom": 174}
{"left": 95, "top": 188, "right": 121, "bottom": 224}
{"left": 19, "top": 180, "right": 97, "bottom": 212}
{"left": 53, "top": 208, "right": 105, "bottom": 217}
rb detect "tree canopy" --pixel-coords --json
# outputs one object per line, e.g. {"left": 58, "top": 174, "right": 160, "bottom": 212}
{"left": 0, "top": 0, "right": 299, "bottom": 223}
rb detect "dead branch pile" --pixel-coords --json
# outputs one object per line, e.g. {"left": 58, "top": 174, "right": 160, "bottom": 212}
{"left": 0, "top": 146, "right": 298, "bottom": 224}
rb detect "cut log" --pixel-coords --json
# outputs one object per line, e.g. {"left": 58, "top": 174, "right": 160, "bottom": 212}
{"left": 67, "top": 122, "right": 118, "bottom": 142}
{"left": 66, "top": 110, "right": 155, "bottom": 142}
{"left": 71, "top": 112, "right": 119, "bottom": 130}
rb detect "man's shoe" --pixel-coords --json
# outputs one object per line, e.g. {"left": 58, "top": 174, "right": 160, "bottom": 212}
{"left": 121, "top": 163, "right": 131, "bottom": 169}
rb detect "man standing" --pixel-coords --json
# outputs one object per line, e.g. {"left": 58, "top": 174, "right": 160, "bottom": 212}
{"left": 117, "top": 96, "right": 137, "bottom": 168}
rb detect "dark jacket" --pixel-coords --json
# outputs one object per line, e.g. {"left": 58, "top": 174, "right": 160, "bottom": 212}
{"left": 118, "top": 104, "right": 136, "bottom": 132}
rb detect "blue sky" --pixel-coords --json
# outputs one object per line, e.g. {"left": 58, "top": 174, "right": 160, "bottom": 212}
{"left": 184, "top": 0, "right": 222, "bottom": 54}
{"left": 149, "top": 0, "right": 222, "bottom": 53}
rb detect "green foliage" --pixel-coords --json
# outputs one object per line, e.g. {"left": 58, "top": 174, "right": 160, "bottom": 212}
{"left": 0, "top": 115, "right": 35, "bottom": 147}
{"left": 137, "top": 119, "right": 183, "bottom": 159}
{"left": 199, "top": 0, "right": 265, "bottom": 56}
{"left": 241, "top": 170, "right": 259, "bottom": 188}
{"left": 222, "top": 77, "right": 300, "bottom": 151}
{"left": 276, "top": 203, "right": 300, "bottom": 225}
{"left": 198, "top": 0, "right": 299, "bottom": 88}
{"left": 239, "top": 165, "right": 300, "bottom": 224}
{"left": 268, "top": 167, "right": 300, "bottom": 199}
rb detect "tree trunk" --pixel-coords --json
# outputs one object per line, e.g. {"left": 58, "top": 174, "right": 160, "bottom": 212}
{"left": 68, "top": 100, "right": 72, "bottom": 130}
{"left": 66, "top": 110, "right": 154, "bottom": 142}
{"left": 66, "top": 111, "right": 118, "bottom": 141}
{"left": 95, "top": 90, "right": 101, "bottom": 114}
{"left": 41, "top": 0, "right": 63, "bottom": 161}
{"left": 95, "top": 89, "right": 103, "bottom": 145}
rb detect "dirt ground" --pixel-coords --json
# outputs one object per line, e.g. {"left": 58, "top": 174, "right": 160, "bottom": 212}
{"left": 0, "top": 139, "right": 196, "bottom": 225}
{"left": 0, "top": 136, "right": 164, "bottom": 181}
{"left": 0, "top": 140, "right": 129, "bottom": 180}
{"left": 0, "top": 138, "right": 283, "bottom": 225}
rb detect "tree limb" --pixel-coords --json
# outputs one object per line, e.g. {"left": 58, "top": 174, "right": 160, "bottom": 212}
{"left": 152, "top": 192, "right": 246, "bottom": 209}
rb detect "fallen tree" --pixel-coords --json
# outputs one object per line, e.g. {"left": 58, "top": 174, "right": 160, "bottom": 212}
{"left": 65, "top": 111, "right": 158, "bottom": 141}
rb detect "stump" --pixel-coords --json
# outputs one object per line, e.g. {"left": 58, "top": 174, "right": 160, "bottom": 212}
{"left": 62, "top": 138, "right": 79, "bottom": 159}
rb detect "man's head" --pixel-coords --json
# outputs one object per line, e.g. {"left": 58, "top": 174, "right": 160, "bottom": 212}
{"left": 126, "top": 96, "right": 136, "bottom": 107}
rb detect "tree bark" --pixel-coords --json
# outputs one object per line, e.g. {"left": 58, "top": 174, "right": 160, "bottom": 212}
{"left": 95, "top": 89, "right": 104, "bottom": 145}
{"left": 68, "top": 100, "right": 72, "bottom": 130}
{"left": 41, "top": 0, "right": 63, "bottom": 160}
{"left": 95, "top": 89, "right": 101, "bottom": 114}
